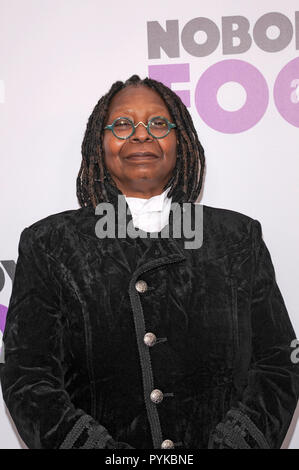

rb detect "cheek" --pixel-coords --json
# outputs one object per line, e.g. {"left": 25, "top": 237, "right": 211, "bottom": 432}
{"left": 160, "top": 136, "right": 177, "bottom": 163}
{"left": 103, "top": 135, "right": 122, "bottom": 161}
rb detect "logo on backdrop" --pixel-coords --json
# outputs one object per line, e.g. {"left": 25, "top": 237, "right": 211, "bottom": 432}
{"left": 147, "top": 11, "right": 299, "bottom": 132}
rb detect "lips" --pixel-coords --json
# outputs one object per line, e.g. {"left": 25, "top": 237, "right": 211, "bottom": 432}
{"left": 124, "top": 152, "right": 160, "bottom": 159}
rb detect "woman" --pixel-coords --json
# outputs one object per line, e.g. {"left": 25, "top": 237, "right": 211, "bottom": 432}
{"left": 1, "top": 75, "right": 299, "bottom": 449}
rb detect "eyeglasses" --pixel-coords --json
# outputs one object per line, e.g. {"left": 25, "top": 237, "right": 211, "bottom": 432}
{"left": 104, "top": 116, "right": 176, "bottom": 140}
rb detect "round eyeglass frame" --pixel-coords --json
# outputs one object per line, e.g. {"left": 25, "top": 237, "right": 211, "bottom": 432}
{"left": 104, "top": 116, "right": 177, "bottom": 140}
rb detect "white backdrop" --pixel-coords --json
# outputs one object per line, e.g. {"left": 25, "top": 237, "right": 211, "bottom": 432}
{"left": 0, "top": 0, "right": 298, "bottom": 449}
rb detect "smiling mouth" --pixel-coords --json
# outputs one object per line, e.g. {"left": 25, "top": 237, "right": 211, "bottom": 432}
{"left": 125, "top": 152, "right": 160, "bottom": 161}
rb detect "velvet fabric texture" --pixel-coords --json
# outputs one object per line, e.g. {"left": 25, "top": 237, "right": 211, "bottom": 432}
{"left": 1, "top": 181, "right": 299, "bottom": 449}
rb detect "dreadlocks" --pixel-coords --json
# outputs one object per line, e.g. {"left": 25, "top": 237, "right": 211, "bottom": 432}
{"left": 77, "top": 75, "right": 206, "bottom": 208}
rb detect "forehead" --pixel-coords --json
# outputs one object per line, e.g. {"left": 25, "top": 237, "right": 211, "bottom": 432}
{"left": 107, "top": 85, "right": 169, "bottom": 114}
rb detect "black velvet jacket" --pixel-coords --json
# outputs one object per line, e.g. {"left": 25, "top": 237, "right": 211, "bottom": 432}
{"left": 1, "top": 181, "right": 299, "bottom": 449}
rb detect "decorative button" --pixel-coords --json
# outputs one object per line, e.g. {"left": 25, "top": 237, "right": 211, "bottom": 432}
{"left": 161, "top": 439, "right": 175, "bottom": 449}
{"left": 135, "top": 280, "right": 148, "bottom": 293}
{"left": 144, "top": 332, "right": 157, "bottom": 347}
{"left": 150, "top": 389, "right": 164, "bottom": 404}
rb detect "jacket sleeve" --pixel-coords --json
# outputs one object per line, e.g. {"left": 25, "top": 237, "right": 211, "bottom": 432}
{"left": 0, "top": 227, "right": 134, "bottom": 449}
{"left": 208, "top": 218, "right": 299, "bottom": 449}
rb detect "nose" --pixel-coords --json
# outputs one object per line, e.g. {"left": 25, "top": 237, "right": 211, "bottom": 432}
{"left": 130, "top": 121, "right": 153, "bottom": 142}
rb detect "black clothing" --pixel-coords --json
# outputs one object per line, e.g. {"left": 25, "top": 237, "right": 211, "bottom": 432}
{"left": 1, "top": 181, "right": 299, "bottom": 449}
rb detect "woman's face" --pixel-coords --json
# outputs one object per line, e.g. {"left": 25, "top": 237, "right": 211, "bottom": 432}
{"left": 103, "top": 85, "right": 177, "bottom": 198}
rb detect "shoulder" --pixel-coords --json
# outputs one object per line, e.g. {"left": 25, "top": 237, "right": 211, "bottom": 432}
{"left": 25, "top": 206, "right": 91, "bottom": 232}
{"left": 202, "top": 203, "right": 257, "bottom": 230}
{"left": 200, "top": 203, "right": 261, "bottom": 252}
{"left": 19, "top": 206, "right": 95, "bottom": 254}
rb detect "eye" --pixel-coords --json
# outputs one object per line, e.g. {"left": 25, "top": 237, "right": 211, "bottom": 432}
{"left": 114, "top": 119, "right": 131, "bottom": 128}
{"left": 150, "top": 117, "right": 168, "bottom": 128}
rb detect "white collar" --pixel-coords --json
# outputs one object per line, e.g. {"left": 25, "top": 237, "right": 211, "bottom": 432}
{"left": 125, "top": 187, "right": 171, "bottom": 214}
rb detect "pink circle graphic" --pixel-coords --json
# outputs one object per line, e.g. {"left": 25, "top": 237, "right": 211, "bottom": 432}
{"left": 195, "top": 59, "right": 269, "bottom": 133}
{"left": 274, "top": 57, "right": 299, "bottom": 128}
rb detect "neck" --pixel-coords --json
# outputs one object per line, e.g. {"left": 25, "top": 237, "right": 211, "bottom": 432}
{"left": 110, "top": 181, "right": 169, "bottom": 199}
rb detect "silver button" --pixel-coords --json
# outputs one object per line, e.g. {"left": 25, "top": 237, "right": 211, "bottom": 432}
{"left": 144, "top": 332, "right": 157, "bottom": 347}
{"left": 135, "top": 280, "right": 148, "bottom": 293}
{"left": 161, "top": 439, "right": 175, "bottom": 449}
{"left": 150, "top": 389, "right": 163, "bottom": 404}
